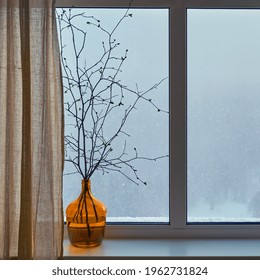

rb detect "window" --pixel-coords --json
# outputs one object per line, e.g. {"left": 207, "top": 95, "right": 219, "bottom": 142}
{"left": 187, "top": 9, "right": 260, "bottom": 223}
{"left": 56, "top": 0, "right": 260, "bottom": 238}
{"left": 56, "top": 7, "right": 169, "bottom": 223}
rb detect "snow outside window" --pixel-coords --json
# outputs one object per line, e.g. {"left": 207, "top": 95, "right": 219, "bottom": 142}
{"left": 188, "top": 9, "right": 260, "bottom": 223}
{"left": 56, "top": 8, "right": 170, "bottom": 223}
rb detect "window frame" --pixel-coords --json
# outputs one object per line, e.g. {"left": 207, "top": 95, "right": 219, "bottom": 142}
{"left": 56, "top": 0, "right": 260, "bottom": 238}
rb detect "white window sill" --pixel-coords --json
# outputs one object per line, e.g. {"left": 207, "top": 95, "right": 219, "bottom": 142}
{"left": 63, "top": 238, "right": 260, "bottom": 258}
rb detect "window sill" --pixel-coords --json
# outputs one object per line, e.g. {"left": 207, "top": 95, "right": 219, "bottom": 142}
{"left": 63, "top": 237, "right": 260, "bottom": 259}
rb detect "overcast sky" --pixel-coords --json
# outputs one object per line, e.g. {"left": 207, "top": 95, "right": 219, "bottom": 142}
{"left": 57, "top": 8, "right": 169, "bottom": 221}
{"left": 188, "top": 9, "right": 260, "bottom": 221}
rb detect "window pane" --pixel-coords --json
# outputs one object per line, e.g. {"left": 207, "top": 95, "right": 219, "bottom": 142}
{"left": 188, "top": 9, "right": 260, "bottom": 223}
{"left": 56, "top": 8, "right": 169, "bottom": 223}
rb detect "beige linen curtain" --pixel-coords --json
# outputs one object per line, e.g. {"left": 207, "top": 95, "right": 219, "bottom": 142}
{"left": 0, "top": 0, "right": 64, "bottom": 259}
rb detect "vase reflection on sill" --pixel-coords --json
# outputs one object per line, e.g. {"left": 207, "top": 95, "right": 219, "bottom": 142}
{"left": 66, "top": 179, "right": 107, "bottom": 248}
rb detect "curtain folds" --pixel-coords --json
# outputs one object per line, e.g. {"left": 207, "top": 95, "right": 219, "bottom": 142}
{"left": 0, "top": 0, "right": 64, "bottom": 259}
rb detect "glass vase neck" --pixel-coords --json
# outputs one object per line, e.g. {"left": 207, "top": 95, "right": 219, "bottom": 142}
{"left": 82, "top": 178, "right": 91, "bottom": 192}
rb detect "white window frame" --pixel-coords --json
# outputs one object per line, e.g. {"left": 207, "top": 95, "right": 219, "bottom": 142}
{"left": 56, "top": 0, "right": 260, "bottom": 238}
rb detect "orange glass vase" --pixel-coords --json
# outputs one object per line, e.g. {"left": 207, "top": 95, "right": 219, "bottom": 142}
{"left": 66, "top": 179, "right": 107, "bottom": 247}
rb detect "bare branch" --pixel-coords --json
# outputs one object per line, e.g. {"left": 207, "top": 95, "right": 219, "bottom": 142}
{"left": 57, "top": 7, "right": 168, "bottom": 185}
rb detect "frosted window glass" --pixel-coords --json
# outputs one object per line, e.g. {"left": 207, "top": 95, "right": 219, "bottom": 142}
{"left": 188, "top": 9, "right": 260, "bottom": 222}
{"left": 57, "top": 8, "right": 169, "bottom": 223}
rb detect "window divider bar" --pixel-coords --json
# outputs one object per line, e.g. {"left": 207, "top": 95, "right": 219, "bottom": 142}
{"left": 183, "top": 0, "right": 260, "bottom": 9}
{"left": 171, "top": 0, "right": 187, "bottom": 229}
{"left": 55, "top": 0, "right": 173, "bottom": 8}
